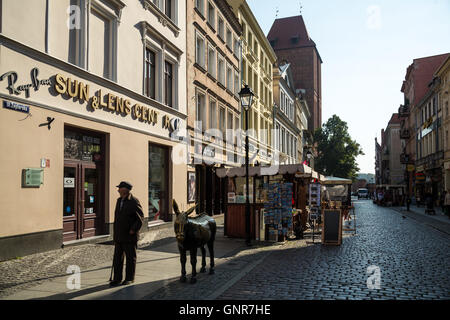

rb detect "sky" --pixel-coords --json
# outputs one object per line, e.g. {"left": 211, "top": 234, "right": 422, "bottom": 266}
{"left": 247, "top": 0, "right": 450, "bottom": 174}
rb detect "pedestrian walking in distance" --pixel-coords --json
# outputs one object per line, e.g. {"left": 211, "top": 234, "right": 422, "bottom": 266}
{"left": 110, "top": 181, "right": 144, "bottom": 287}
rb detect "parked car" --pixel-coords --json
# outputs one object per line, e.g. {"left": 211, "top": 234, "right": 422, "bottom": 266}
{"left": 357, "top": 188, "right": 369, "bottom": 199}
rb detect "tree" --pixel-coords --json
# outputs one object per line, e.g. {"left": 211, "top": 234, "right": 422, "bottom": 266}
{"left": 313, "top": 115, "right": 364, "bottom": 180}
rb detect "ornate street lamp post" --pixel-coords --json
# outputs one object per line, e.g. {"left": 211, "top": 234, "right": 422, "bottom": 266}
{"left": 239, "top": 85, "right": 254, "bottom": 247}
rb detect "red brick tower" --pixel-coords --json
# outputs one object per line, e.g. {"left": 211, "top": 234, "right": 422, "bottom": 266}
{"left": 268, "top": 15, "right": 323, "bottom": 131}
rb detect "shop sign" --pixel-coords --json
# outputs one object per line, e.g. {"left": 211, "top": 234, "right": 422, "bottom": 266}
{"left": 421, "top": 126, "right": 432, "bottom": 139}
{"left": 0, "top": 68, "right": 51, "bottom": 98}
{"left": 3, "top": 100, "right": 30, "bottom": 113}
{"left": 415, "top": 173, "right": 426, "bottom": 183}
{"left": 64, "top": 177, "right": 75, "bottom": 188}
{"left": 1, "top": 68, "right": 180, "bottom": 133}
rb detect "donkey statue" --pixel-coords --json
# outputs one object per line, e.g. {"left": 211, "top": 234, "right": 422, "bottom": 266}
{"left": 173, "top": 200, "right": 216, "bottom": 284}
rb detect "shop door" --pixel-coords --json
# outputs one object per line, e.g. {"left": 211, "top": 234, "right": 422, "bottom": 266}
{"left": 63, "top": 162, "right": 102, "bottom": 242}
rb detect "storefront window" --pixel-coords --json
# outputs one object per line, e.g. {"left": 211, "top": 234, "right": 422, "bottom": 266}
{"left": 149, "top": 144, "right": 169, "bottom": 221}
{"left": 64, "top": 130, "right": 101, "bottom": 162}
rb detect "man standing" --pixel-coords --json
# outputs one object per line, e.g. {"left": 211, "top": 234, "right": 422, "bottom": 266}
{"left": 110, "top": 181, "right": 144, "bottom": 287}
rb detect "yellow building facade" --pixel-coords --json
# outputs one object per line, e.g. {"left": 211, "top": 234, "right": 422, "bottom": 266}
{"left": 228, "top": 0, "right": 277, "bottom": 165}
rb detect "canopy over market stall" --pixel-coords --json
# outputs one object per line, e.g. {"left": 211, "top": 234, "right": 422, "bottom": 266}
{"left": 322, "top": 176, "right": 352, "bottom": 205}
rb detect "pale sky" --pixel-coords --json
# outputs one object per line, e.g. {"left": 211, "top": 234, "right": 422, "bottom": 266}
{"left": 247, "top": 0, "right": 450, "bottom": 174}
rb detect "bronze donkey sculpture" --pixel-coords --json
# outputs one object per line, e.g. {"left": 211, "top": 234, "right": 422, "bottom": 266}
{"left": 173, "top": 200, "right": 216, "bottom": 284}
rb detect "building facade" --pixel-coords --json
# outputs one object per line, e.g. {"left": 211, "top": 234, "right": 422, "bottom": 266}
{"left": 0, "top": 0, "right": 187, "bottom": 260}
{"left": 437, "top": 56, "right": 450, "bottom": 192}
{"left": 267, "top": 15, "right": 322, "bottom": 132}
{"left": 272, "top": 62, "right": 300, "bottom": 164}
{"left": 399, "top": 53, "right": 450, "bottom": 203}
{"left": 228, "top": 0, "right": 277, "bottom": 165}
{"left": 187, "top": 0, "right": 242, "bottom": 214}
{"left": 375, "top": 137, "right": 382, "bottom": 185}
{"left": 296, "top": 90, "right": 311, "bottom": 165}
{"left": 380, "top": 114, "right": 404, "bottom": 186}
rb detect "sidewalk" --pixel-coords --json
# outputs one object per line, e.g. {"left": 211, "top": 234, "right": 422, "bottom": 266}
{"left": 0, "top": 218, "right": 280, "bottom": 300}
{"left": 391, "top": 204, "right": 450, "bottom": 235}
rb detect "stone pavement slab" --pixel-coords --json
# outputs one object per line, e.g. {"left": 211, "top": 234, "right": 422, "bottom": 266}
{"left": 1, "top": 222, "right": 259, "bottom": 300}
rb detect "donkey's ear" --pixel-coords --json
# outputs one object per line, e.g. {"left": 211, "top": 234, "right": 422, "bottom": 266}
{"left": 185, "top": 204, "right": 198, "bottom": 216}
{"left": 173, "top": 200, "right": 181, "bottom": 216}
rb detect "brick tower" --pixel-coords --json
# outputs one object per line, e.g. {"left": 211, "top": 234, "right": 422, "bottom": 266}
{"left": 268, "top": 15, "right": 323, "bottom": 131}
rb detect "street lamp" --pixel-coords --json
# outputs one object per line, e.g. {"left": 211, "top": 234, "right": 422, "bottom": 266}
{"left": 239, "top": 84, "right": 254, "bottom": 247}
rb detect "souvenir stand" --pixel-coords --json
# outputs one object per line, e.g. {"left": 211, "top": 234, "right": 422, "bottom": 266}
{"left": 322, "top": 176, "right": 354, "bottom": 235}
{"left": 216, "top": 164, "right": 319, "bottom": 243}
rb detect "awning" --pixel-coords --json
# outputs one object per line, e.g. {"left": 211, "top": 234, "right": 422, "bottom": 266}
{"left": 322, "top": 176, "right": 353, "bottom": 185}
{"left": 216, "top": 164, "right": 318, "bottom": 179}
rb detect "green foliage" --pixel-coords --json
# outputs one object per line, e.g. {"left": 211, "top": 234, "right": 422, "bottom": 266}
{"left": 313, "top": 115, "right": 364, "bottom": 180}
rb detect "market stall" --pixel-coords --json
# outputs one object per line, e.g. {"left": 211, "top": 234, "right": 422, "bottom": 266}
{"left": 216, "top": 164, "right": 322, "bottom": 242}
{"left": 322, "top": 176, "right": 354, "bottom": 236}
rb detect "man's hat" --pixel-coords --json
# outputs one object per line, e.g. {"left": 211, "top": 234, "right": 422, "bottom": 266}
{"left": 116, "top": 181, "right": 133, "bottom": 190}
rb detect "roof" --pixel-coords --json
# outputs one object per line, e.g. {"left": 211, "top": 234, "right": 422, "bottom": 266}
{"left": 267, "top": 15, "right": 322, "bottom": 63}
{"left": 388, "top": 113, "right": 401, "bottom": 125}
{"left": 402, "top": 53, "right": 450, "bottom": 105}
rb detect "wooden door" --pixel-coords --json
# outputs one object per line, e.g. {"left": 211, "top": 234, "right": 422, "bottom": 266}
{"left": 81, "top": 163, "right": 102, "bottom": 239}
{"left": 63, "top": 162, "right": 102, "bottom": 242}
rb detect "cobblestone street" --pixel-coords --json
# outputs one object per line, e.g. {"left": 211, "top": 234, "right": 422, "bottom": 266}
{"left": 217, "top": 200, "right": 450, "bottom": 300}
{"left": 1, "top": 201, "right": 449, "bottom": 300}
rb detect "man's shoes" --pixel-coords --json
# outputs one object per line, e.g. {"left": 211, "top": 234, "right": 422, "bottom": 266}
{"left": 109, "top": 280, "right": 121, "bottom": 287}
{"left": 121, "top": 280, "right": 134, "bottom": 285}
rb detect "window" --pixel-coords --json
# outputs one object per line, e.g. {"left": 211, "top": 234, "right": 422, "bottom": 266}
{"left": 226, "top": 27, "right": 232, "bottom": 49}
{"left": 89, "top": 5, "right": 116, "bottom": 80}
{"left": 207, "top": 46, "right": 216, "bottom": 77}
{"left": 149, "top": 144, "right": 169, "bottom": 221}
{"left": 69, "top": 0, "right": 86, "bottom": 68}
{"left": 164, "top": 61, "right": 173, "bottom": 107}
{"left": 145, "top": 48, "right": 156, "bottom": 99}
{"left": 226, "top": 65, "right": 233, "bottom": 92}
{"left": 234, "top": 71, "right": 240, "bottom": 96}
{"left": 253, "top": 110, "right": 258, "bottom": 138}
{"left": 142, "top": 25, "right": 180, "bottom": 109}
{"left": 219, "top": 107, "right": 226, "bottom": 137}
{"left": 242, "top": 60, "right": 247, "bottom": 84}
{"left": 195, "top": 33, "right": 206, "bottom": 68}
{"left": 233, "top": 37, "right": 240, "bottom": 57}
{"left": 218, "top": 54, "right": 225, "bottom": 85}
{"left": 196, "top": 91, "right": 207, "bottom": 132}
{"left": 207, "top": 2, "right": 215, "bottom": 26}
{"left": 209, "top": 99, "right": 217, "bottom": 130}
{"left": 165, "top": 0, "right": 173, "bottom": 20}
{"left": 234, "top": 117, "right": 240, "bottom": 145}
{"left": 195, "top": 0, "right": 204, "bottom": 15}
{"left": 275, "top": 124, "right": 280, "bottom": 151}
{"left": 218, "top": 16, "right": 224, "bottom": 40}
{"left": 227, "top": 111, "right": 233, "bottom": 143}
